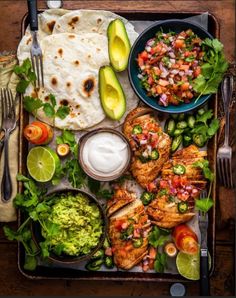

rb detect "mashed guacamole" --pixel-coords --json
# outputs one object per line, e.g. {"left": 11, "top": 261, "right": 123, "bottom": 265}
{"left": 42, "top": 193, "right": 103, "bottom": 256}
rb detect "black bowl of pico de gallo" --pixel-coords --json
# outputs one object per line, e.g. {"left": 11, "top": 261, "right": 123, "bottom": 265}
{"left": 128, "top": 19, "right": 214, "bottom": 113}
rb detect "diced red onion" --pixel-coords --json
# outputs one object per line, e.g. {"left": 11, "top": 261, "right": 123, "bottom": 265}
{"left": 147, "top": 38, "right": 155, "bottom": 46}
{"left": 186, "top": 185, "right": 193, "bottom": 191}
{"left": 179, "top": 71, "right": 185, "bottom": 76}
{"left": 140, "top": 139, "right": 148, "bottom": 145}
{"left": 169, "top": 51, "right": 175, "bottom": 58}
{"left": 170, "top": 58, "right": 176, "bottom": 64}
{"left": 147, "top": 145, "right": 152, "bottom": 155}
{"left": 171, "top": 69, "right": 179, "bottom": 75}
{"left": 138, "top": 74, "right": 143, "bottom": 79}
{"left": 145, "top": 46, "right": 152, "bottom": 52}
{"left": 192, "top": 189, "right": 198, "bottom": 194}
{"left": 159, "top": 94, "right": 168, "bottom": 106}
{"left": 169, "top": 78, "right": 174, "bottom": 85}
{"left": 143, "top": 260, "right": 149, "bottom": 266}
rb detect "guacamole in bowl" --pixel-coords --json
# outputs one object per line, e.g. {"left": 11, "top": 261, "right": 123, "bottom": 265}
{"left": 32, "top": 189, "right": 107, "bottom": 263}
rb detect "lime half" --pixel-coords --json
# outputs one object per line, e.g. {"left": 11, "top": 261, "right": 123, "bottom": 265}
{"left": 27, "top": 147, "right": 60, "bottom": 182}
{"left": 176, "top": 251, "right": 211, "bottom": 280}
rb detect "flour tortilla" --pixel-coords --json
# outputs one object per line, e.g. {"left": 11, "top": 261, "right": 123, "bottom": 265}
{"left": 24, "top": 33, "right": 109, "bottom": 129}
{"left": 17, "top": 9, "right": 140, "bottom": 130}
{"left": 17, "top": 9, "right": 69, "bottom": 63}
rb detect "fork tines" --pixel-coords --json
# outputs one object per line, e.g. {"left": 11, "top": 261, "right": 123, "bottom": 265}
{"left": 30, "top": 31, "right": 44, "bottom": 88}
{"left": 217, "top": 155, "right": 234, "bottom": 188}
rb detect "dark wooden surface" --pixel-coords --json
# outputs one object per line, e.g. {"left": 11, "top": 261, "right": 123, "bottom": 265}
{"left": 0, "top": 0, "right": 235, "bottom": 296}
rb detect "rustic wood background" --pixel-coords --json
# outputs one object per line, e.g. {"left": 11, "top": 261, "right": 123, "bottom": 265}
{"left": 0, "top": 0, "right": 235, "bottom": 296}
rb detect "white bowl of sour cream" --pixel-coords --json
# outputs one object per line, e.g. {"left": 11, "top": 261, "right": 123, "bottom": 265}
{"left": 79, "top": 128, "right": 131, "bottom": 181}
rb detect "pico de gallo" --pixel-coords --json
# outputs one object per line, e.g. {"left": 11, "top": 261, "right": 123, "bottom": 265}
{"left": 137, "top": 29, "right": 204, "bottom": 106}
{"left": 130, "top": 119, "right": 162, "bottom": 163}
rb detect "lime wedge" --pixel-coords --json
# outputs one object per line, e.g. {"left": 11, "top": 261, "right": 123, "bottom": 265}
{"left": 27, "top": 146, "right": 60, "bottom": 182}
{"left": 176, "top": 251, "right": 211, "bottom": 280}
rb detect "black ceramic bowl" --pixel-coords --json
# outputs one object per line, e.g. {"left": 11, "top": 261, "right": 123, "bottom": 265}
{"left": 128, "top": 19, "right": 214, "bottom": 114}
{"left": 32, "top": 188, "right": 107, "bottom": 264}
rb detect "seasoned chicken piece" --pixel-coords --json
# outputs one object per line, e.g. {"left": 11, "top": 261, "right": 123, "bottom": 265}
{"left": 123, "top": 107, "right": 171, "bottom": 189}
{"left": 106, "top": 188, "right": 136, "bottom": 217}
{"left": 162, "top": 145, "right": 208, "bottom": 190}
{"left": 109, "top": 200, "right": 151, "bottom": 270}
{"left": 147, "top": 195, "right": 195, "bottom": 229}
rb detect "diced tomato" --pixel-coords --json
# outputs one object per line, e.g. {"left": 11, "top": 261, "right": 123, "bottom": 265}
{"left": 180, "top": 175, "right": 188, "bottom": 186}
{"left": 181, "top": 82, "right": 190, "bottom": 91}
{"left": 154, "top": 67, "right": 161, "bottom": 76}
{"left": 148, "top": 76, "right": 154, "bottom": 85}
{"left": 121, "top": 222, "right": 128, "bottom": 230}
{"left": 137, "top": 56, "right": 144, "bottom": 67}
{"left": 149, "top": 247, "right": 157, "bottom": 259}
{"left": 174, "top": 39, "right": 185, "bottom": 49}
{"left": 114, "top": 220, "right": 125, "bottom": 231}
{"left": 184, "top": 51, "right": 191, "bottom": 57}
{"left": 158, "top": 79, "right": 169, "bottom": 87}
{"left": 105, "top": 247, "right": 113, "bottom": 256}
{"left": 140, "top": 51, "right": 149, "bottom": 60}
{"left": 160, "top": 180, "right": 169, "bottom": 189}
{"left": 172, "top": 175, "right": 181, "bottom": 188}
{"left": 179, "top": 64, "right": 190, "bottom": 71}
{"left": 149, "top": 259, "right": 154, "bottom": 270}
{"left": 147, "top": 182, "right": 157, "bottom": 192}
{"left": 186, "top": 91, "right": 193, "bottom": 99}
{"left": 194, "top": 66, "right": 201, "bottom": 77}
{"left": 149, "top": 57, "right": 160, "bottom": 65}
{"left": 142, "top": 264, "right": 149, "bottom": 272}
{"left": 177, "top": 192, "right": 189, "bottom": 201}
{"left": 133, "top": 229, "right": 141, "bottom": 238}
{"left": 156, "top": 85, "right": 162, "bottom": 94}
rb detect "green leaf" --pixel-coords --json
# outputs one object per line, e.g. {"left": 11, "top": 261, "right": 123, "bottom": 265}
{"left": 53, "top": 243, "right": 64, "bottom": 256}
{"left": 201, "top": 63, "right": 214, "bottom": 79}
{"left": 154, "top": 259, "right": 164, "bottom": 273}
{"left": 212, "top": 39, "right": 224, "bottom": 53}
{"left": 148, "top": 226, "right": 161, "bottom": 248}
{"left": 55, "top": 136, "right": 64, "bottom": 145}
{"left": 88, "top": 177, "right": 101, "bottom": 194}
{"left": 24, "top": 254, "right": 37, "bottom": 271}
{"left": 195, "top": 197, "right": 214, "bottom": 213}
{"left": 16, "top": 79, "right": 30, "bottom": 93}
{"left": 56, "top": 106, "right": 70, "bottom": 119}
{"left": 16, "top": 174, "right": 30, "bottom": 182}
{"left": 96, "top": 189, "right": 114, "bottom": 200}
{"left": 39, "top": 241, "right": 50, "bottom": 258}
{"left": 207, "top": 118, "right": 220, "bottom": 137}
{"left": 43, "top": 103, "right": 55, "bottom": 117}
{"left": 196, "top": 110, "right": 213, "bottom": 125}
{"left": 23, "top": 96, "right": 43, "bottom": 113}
{"left": 27, "top": 71, "right": 37, "bottom": 82}
{"left": 49, "top": 94, "right": 56, "bottom": 107}
{"left": 203, "top": 167, "right": 214, "bottom": 182}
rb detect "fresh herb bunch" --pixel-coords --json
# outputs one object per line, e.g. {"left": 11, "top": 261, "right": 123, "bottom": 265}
{"left": 148, "top": 226, "right": 170, "bottom": 273}
{"left": 193, "top": 159, "right": 214, "bottom": 213}
{"left": 14, "top": 58, "right": 70, "bottom": 120}
{"left": 193, "top": 38, "right": 228, "bottom": 101}
{"left": 3, "top": 174, "right": 61, "bottom": 271}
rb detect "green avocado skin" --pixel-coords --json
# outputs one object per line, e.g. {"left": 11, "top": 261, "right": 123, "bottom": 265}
{"left": 99, "top": 65, "right": 126, "bottom": 120}
{"left": 107, "top": 19, "right": 131, "bottom": 72}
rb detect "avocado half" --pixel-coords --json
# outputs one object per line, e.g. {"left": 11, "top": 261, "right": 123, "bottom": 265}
{"left": 99, "top": 65, "right": 126, "bottom": 120}
{"left": 107, "top": 19, "right": 131, "bottom": 72}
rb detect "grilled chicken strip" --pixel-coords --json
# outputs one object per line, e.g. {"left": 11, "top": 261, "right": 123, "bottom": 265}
{"left": 106, "top": 188, "right": 136, "bottom": 217}
{"left": 109, "top": 200, "right": 150, "bottom": 270}
{"left": 123, "top": 107, "right": 171, "bottom": 189}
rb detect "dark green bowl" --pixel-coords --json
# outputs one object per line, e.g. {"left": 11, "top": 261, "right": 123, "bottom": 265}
{"left": 128, "top": 19, "right": 214, "bottom": 114}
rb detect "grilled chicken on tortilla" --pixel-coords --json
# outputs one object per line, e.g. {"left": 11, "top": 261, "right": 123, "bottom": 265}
{"left": 123, "top": 107, "right": 171, "bottom": 189}
{"left": 109, "top": 200, "right": 151, "bottom": 270}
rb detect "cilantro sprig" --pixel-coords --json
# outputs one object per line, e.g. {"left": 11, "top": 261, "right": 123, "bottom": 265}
{"left": 14, "top": 59, "right": 69, "bottom": 120}
{"left": 193, "top": 38, "right": 228, "bottom": 101}
{"left": 193, "top": 160, "right": 214, "bottom": 214}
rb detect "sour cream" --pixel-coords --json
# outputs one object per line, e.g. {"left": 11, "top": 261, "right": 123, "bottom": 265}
{"left": 81, "top": 132, "right": 129, "bottom": 179}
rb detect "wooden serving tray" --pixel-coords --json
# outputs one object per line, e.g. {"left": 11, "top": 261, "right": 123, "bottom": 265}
{"left": 17, "top": 9, "right": 219, "bottom": 281}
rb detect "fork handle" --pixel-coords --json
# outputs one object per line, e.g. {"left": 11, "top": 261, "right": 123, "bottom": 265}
{"left": 200, "top": 249, "right": 210, "bottom": 296}
{"left": 1, "top": 132, "right": 12, "bottom": 202}
{"left": 27, "top": 0, "right": 38, "bottom": 31}
{"left": 221, "top": 75, "right": 233, "bottom": 146}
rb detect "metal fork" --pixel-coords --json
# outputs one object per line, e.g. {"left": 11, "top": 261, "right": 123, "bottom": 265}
{"left": 27, "top": 0, "right": 44, "bottom": 88}
{"left": 1, "top": 88, "right": 17, "bottom": 202}
{"left": 217, "top": 75, "right": 234, "bottom": 188}
{"left": 198, "top": 190, "right": 210, "bottom": 296}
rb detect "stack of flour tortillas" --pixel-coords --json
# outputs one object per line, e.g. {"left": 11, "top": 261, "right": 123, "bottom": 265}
{"left": 17, "top": 9, "right": 139, "bottom": 130}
